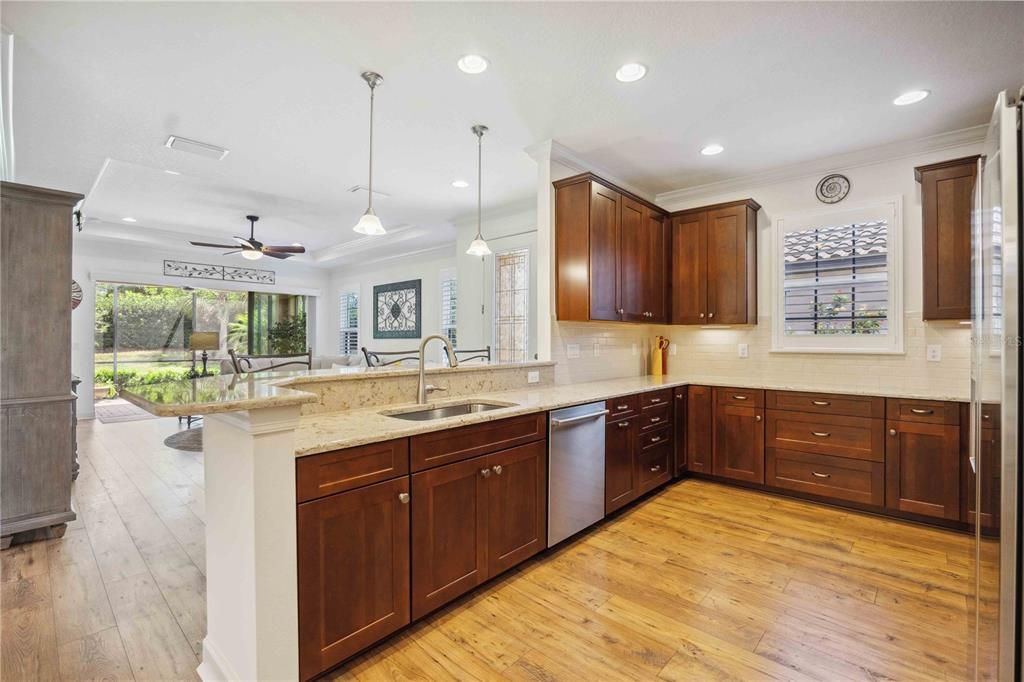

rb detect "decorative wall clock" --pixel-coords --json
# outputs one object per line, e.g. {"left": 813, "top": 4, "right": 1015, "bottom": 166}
{"left": 71, "top": 280, "right": 83, "bottom": 310}
{"left": 373, "top": 279, "right": 421, "bottom": 339}
{"left": 815, "top": 174, "right": 851, "bottom": 204}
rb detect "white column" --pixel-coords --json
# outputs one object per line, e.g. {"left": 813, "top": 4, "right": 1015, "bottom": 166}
{"left": 197, "top": 405, "right": 303, "bottom": 682}
{"left": 527, "top": 140, "right": 555, "bottom": 362}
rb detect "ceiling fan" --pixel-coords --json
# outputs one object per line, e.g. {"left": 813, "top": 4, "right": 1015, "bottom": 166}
{"left": 189, "top": 215, "right": 306, "bottom": 260}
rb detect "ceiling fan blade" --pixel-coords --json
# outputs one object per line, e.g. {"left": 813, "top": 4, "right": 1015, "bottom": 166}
{"left": 190, "top": 241, "right": 240, "bottom": 249}
{"left": 263, "top": 245, "right": 306, "bottom": 254}
{"left": 261, "top": 251, "right": 292, "bottom": 260}
{"left": 222, "top": 250, "right": 243, "bottom": 255}
{"left": 232, "top": 236, "right": 257, "bottom": 248}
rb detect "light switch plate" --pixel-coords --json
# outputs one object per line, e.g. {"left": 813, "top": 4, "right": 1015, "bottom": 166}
{"left": 527, "top": 371, "right": 540, "bottom": 384}
{"left": 669, "top": 343, "right": 678, "bottom": 356}
{"left": 927, "top": 344, "right": 942, "bottom": 362}
{"left": 738, "top": 343, "right": 749, "bottom": 358}
{"left": 566, "top": 344, "right": 580, "bottom": 359}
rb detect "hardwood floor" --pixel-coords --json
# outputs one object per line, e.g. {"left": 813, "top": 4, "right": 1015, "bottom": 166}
{"left": 2, "top": 417, "right": 973, "bottom": 681}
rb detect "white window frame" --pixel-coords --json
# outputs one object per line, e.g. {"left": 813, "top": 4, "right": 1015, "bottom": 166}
{"left": 771, "top": 196, "right": 903, "bottom": 355}
{"left": 492, "top": 247, "right": 530, "bottom": 364}
{"left": 439, "top": 268, "right": 458, "bottom": 362}
{"left": 338, "top": 289, "right": 359, "bottom": 355}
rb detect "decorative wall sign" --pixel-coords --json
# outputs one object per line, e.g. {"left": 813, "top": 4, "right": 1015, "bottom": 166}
{"left": 163, "top": 259, "right": 276, "bottom": 285}
{"left": 373, "top": 279, "right": 421, "bottom": 339}
{"left": 71, "top": 280, "right": 83, "bottom": 310}
{"left": 815, "top": 174, "right": 851, "bottom": 204}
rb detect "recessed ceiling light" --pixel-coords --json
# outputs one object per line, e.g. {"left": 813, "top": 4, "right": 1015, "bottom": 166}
{"left": 893, "top": 89, "right": 930, "bottom": 106}
{"left": 457, "top": 55, "right": 488, "bottom": 74}
{"left": 164, "top": 169, "right": 181, "bottom": 175}
{"left": 700, "top": 144, "right": 724, "bottom": 156}
{"left": 451, "top": 179, "right": 469, "bottom": 188}
{"left": 121, "top": 216, "right": 137, "bottom": 222}
{"left": 615, "top": 63, "right": 647, "bottom": 83}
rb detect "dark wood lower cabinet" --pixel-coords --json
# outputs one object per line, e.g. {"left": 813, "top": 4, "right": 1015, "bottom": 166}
{"left": 886, "top": 420, "right": 960, "bottom": 520}
{"left": 673, "top": 388, "right": 687, "bottom": 474}
{"left": 297, "top": 477, "right": 410, "bottom": 681}
{"left": 487, "top": 441, "right": 547, "bottom": 576}
{"left": 712, "top": 390, "right": 765, "bottom": 484}
{"left": 686, "top": 385, "right": 713, "bottom": 474}
{"left": 605, "top": 416, "right": 638, "bottom": 513}
{"left": 767, "top": 448, "right": 884, "bottom": 507}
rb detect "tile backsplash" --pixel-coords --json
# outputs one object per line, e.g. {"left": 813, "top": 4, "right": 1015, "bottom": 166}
{"left": 551, "top": 321, "right": 652, "bottom": 384}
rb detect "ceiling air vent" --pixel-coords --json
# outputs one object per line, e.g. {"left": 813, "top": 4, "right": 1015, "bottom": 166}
{"left": 346, "top": 184, "right": 390, "bottom": 199}
{"left": 164, "top": 135, "right": 230, "bottom": 160}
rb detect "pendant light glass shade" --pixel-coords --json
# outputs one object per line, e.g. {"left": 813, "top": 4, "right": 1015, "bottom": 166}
{"left": 466, "top": 124, "right": 491, "bottom": 256}
{"left": 353, "top": 72, "right": 386, "bottom": 235}
{"left": 353, "top": 208, "right": 386, "bottom": 236}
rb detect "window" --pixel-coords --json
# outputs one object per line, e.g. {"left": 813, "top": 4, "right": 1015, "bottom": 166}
{"left": 339, "top": 291, "right": 359, "bottom": 354}
{"left": 772, "top": 198, "right": 902, "bottom": 354}
{"left": 493, "top": 248, "right": 529, "bottom": 363}
{"left": 441, "top": 275, "right": 457, "bottom": 347}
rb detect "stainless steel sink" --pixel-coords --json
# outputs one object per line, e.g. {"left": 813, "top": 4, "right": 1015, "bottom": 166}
{"left": 383, "top": 401, "right": 515, "bottom": 421}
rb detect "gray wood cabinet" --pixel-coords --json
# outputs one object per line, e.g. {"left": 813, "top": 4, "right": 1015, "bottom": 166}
{"left": 1, "top": 182, "right": 83, "bottom": 548}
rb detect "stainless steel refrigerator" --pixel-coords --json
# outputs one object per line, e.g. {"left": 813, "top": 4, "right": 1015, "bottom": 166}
{"left": 971, "top": 87, "right": 1023, "bottom": 681}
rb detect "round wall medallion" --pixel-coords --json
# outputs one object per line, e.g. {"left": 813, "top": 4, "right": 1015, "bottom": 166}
{"left": 815, "top": 174, "right": 850, "bottom": 204}
{"left": 71, "top": 280, "right": 83, "bottom": 310}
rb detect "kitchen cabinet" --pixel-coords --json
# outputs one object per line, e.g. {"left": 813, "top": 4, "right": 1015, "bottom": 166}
{"left": 297, "top": 477, "right": 410, "bottom": 680}
{"left": 411, "top": 442, "right": 546, "bottom": 619}
{"left": 686, "top": 385, "right": 713, "bottom": 474}
{"left": 915, "top": 155, "right": 979, "bottom": 320}
{"left": 673, "top": 387, "right": 687, "bottom": 475}
{"left": 713, "top": 387, "right": 765, "bottom": 484}
{"left": 965, "top": 406, "right": 1000, "bottom": 532}
{"left": 886, "top": 409, "right": 960, "bottom": 521}
{"left": 605, "top": 412, "right": 638, "bottom": 513}
{"left": 554, "top": 172, "right": 668, "bottom": 323}
{"left": 670, "top": 199, "right": 760, "bottom": 325}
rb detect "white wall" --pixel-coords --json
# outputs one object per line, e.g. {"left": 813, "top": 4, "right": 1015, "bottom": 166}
{"left": 72, "top": 237, "right": 329, "bottom": 418}
{"left": 326, "top": 247, "right": 457, "bottom": 361}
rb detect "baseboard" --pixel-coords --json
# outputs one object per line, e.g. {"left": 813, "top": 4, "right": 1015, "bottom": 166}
{"left": 197, "top": 638, "right": 240, "bottom": 682}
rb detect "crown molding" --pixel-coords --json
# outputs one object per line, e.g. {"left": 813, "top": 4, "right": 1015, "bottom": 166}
{"left": 656, "top": 124, "right": 987, "bottom": 207}
{"left": 528, "top": 139, "right": 658, "bottom": 202}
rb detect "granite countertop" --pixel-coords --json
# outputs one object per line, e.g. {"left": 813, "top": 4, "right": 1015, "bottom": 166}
{"left": 293, "top": 374, "right": 970, "bottom": 457}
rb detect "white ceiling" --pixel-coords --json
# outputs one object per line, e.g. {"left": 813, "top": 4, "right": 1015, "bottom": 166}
{"left": 6, "top": 2, "right": 1022, "bottom": 266}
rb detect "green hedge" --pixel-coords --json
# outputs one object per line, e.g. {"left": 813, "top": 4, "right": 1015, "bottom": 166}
{"left": 95, "top": 365, "right": 219, "bottom": 398}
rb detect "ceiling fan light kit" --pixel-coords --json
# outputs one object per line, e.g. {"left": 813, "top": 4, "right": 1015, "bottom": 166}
{"left": 354, "top": 71, "right": 387, "bottom": 236}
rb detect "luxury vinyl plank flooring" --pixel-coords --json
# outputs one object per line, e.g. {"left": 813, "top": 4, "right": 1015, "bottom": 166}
{"left": 1, "top": 417, "right": 973, "bottom": 681}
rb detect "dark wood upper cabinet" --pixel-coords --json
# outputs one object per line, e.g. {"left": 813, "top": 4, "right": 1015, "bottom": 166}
{"left": 916, "top": 155, "right": 979, "bottom": 320}
{"left": 686, "top": 385, "right": 713, "bottom": 474}
{"left": 605, "top": 415, "right": 638, "bottom": 513}
{"left": 297, "top": 477, "right": 410, "bottom": 681}
{"left": 554, "top": 173, "right": 669, "bottom": 323}
{"left": 712, "top": 387, "right": 765, "bottom": 484}
{"left": 670, "top": 199, "right": 759, "bottom": 325}
{"left": 886, "top": 419, "right": 960, "bottom": 520}
{"left": 486, "top": 441, "right": 547, "bottom": 577}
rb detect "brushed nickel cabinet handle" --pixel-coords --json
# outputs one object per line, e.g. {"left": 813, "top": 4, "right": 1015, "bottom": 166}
{"left": 650, "top": 436, "right": 661, "bottom": 443}
{"left": 812, "top": 400, "right": 831, "bottom": 406}
{"left": 480, "top": 468, "right": 492, "bottom": 478}
{"left": 889, "top": 428, "right": 897, "bottom": 436}
{"left": 618, "top": 421, "right": 630, "bottom": 428}
{"left": 732, "top": 394, "right": 748, "bottom": 400}
{"left": 650, "top": 464, "right": 662, "bottom": 473}
{"left": 398, "top": 492, "right": 410, "bottom": 504}
{"left": 493, "top": 465, "right": 503, "bottom": 475}
{"left": 811, "top": 431, "right": 831, "bottom": 438}
{"left": 650, "top": 397, "right": 663, "bottom": 404}
{"left": 617, "top": 404, "right": 629, "bottom": 410}
{"left": 911, "top": 408, "right": 934, "bottom": 415}
{"left": 811, "top": 471, "right": 831, "bottom": 479}
{"left": 650, "top": 416, "right": 661, "bottom": 423}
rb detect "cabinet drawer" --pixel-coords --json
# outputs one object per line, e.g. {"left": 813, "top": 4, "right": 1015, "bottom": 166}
{"left": 410, "top": 413, "right": 546, "bottom": 472}
{"left": 886, "top": 398, "right": 959, "bottom": 425}
{"left": 639, "top": 403, "right": 671, "bottom": 431}
{"left": 767, "top": 448, "right": 884, "bottom": 507}
{"left": 638, "top": 445, "right": 671, "bottom": 494}
{"left": 714, "top": 387, "right": 765, "bottom": 408}
{"left": 765, "top": 410, "right": 883, "bottom": 462}
{"left": 640, "top": 389, "right": 672, "bottom": 410}
{"left": 606, "top": 394, "right": 638, "bottom": 422}
{"left": 766, "top": 391, "right": 884, "bottom": 419}
{"left": 297, "top": 438, "right": 409, "bottom": 502}
{"left": 638, "top": 425, "right": 672, "bottom": 452}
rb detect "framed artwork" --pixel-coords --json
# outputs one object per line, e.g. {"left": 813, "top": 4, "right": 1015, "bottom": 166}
{"left": 373, "top": 279, "right": 421, "bottom": 339}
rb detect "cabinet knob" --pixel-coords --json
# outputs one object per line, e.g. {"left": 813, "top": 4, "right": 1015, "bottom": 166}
{"left": 493, "top": 465, "right": 503, "bottom": 475}
{"left": 480, "top": 468, "right": 492, "bottom": 478}
{"left": 889, "top": 428, "right": 897, "bottom": 436}
{"left": 755, "top": 414, "right": 762, "bottom": 422}
{"left": 398, "top": 492, "right": 410, "bottom": 504}
{"left": 618, "top": 308, "right": 624, "bottom": 315}
{"left": 699, "top": 312, "right": 705, "bottom": 318}
{"left": 676, "top": 393, "right": 684, "bottom": 400}
{"left": 708, "top": 312, "right": 714, "bottom": 319}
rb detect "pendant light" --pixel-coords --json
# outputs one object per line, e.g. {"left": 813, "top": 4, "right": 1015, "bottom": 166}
{"left": 353, "top": 71, "right": 386, "bottom": 235}
{"left": 466, "top": 124, "right": 492, "bottom": 256}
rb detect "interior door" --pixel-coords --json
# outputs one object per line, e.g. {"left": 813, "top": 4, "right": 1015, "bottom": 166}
{"left": 589, "top": 182, "right": 621, "bottom": 321}
{"left": 618, "top": 196, "right": 646, "bottom": 321}
{"left": 706, "top": 204, "right": 748, "bottom": 324}
{"left": 670, "top": 212, "right": 707, "bottom": 324}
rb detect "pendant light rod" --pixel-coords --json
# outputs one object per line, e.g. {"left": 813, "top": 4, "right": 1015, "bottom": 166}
{"left": 465, "top": 124, "right": 491, "bottom": 256}
{"left": 362, "top": 71, "right": 382, "bottom": 212}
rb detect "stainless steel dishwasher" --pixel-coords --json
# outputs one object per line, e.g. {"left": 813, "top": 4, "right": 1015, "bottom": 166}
{"left": 547, "top": 401, "right": 608, "bottom": 546}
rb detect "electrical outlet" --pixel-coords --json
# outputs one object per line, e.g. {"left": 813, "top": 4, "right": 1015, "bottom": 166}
{"left": 669, "top": 343, "right": 678, "bottom": 356}
{"left": 527, "top": 371, "right": 540, "bottom": 384}
{"left": 631, "top": 343, "right": 638, "bottom": 356}
{"left": 566, "top": 343, "right": 580, "bottom": 359}
{"left": 927, "top": 344, "right": 942, "bottom": 362}
{"left": 738, "top": 343, "right": 749, "bottom": 358}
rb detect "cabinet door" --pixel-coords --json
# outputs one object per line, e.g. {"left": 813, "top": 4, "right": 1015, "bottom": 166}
{"left": 411, "top": 456, "right": 488, "bottom": 619}
{"left": 605, "top": 416, "right": 638, "bottom": 513}
{"left": 713, "top": 400, "right": 765, "bottom": 484}
{"left": 589, "top": 182, "right": 622, "bottom": 321}
{"left": 618, "top": 196, "right": 646, "bottom": 321}
{"left": 706, "top": 204, "right": 752, "bottom": 324}
{"left": 885, "top": 421, "right": 960, "bottom": 520}
{"left": 686, "top": 385, "right": 713, "bottom": 473}
{"left": 644, "top": 209, "right": 670, "bottom": 323}
{"left": 297, "top": 478, "right": 410, "bottom": 680}
{"left": 674, "top": 388, "right": 687, "bottom": 474}
{"left": 486, "top": 441, "right": 547, "bottom": 576}
{"left": 671, "top": 212, "right": 707, "bottom": 324}
{"left": 920, "top": 160, "right": 976, "bottom": 320}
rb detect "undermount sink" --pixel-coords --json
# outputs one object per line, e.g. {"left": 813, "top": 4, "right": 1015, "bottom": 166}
{"left": 383, "top": 401, "right": 515, "bottom": 421}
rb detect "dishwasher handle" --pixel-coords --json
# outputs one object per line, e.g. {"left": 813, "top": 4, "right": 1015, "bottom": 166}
{"left": 550, "top": 409, "right": 610, "bottom": 427}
